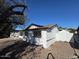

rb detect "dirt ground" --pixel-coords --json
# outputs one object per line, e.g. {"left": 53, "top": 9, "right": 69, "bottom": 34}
{"left": 27, "top": 41, "right": 79, "bottom": 59}
{"left": 0, "top": 38, "right": 79, "bottom": 59}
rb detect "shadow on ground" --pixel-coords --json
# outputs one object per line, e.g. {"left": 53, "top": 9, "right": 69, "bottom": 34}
{"left": 0, "top": 40, "right": 38, "bottom": 59}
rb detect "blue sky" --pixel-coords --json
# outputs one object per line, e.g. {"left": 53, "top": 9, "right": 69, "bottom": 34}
{"left": 24, "top": 0, "right": 79, "bottom": 29}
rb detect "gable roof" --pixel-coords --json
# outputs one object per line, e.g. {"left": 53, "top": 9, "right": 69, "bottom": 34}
{"left": 26, "top": 23, "right": 58, "bottom": 30}
{"left": 26, "top": 23, "right": 43, "bottom": 30}
{"left": 45, "top": 24, "right": 58, "bottom": 28}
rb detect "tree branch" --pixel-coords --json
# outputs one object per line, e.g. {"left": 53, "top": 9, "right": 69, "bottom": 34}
{"left": 9, "top": 5, "right": 27, "bottom": 10}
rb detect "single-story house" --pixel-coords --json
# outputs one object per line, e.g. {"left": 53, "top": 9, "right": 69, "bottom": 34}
{"left": 25, "top": 24, "right": 59, "bottom": 48}
{"left": 10, "top": 24, "right": 77, "bottom": 48}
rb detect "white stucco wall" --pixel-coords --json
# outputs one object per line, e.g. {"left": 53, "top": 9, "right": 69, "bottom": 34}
{"left": 26, "top": 28, "right": 75, "bottom": 49}
{"left": 45, "top": 27, "right": 59, "bottom": 48}
{"left": 10, "top": 32, "right": 20, "bottom": 38}
{"left": 41, "top": 30, "right": 47, "bottom": 48}
{"left": 27, "top": 31, "right": 34, "bottom": 43}
{"left": 56, "top": 30, "right": 73, "bottom": 42}
{"left": 27, "top": 31, "right": 43, "bottom": 45}
{"left": 46, "top": 27, "right": 59, "bottom": 39}
{"left": 10, "top": 32, "right": 26, "bottom": 40}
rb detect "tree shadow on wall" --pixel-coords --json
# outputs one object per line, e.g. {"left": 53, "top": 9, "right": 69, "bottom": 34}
{"left": 0, "top": 41, "right": 38, "bottom": 59}
{"left": 69, "top": 34, "right": 79, "bottom": 49}
{"left": 69, "top": 27, "right": 79, "bottom": 49}
{"left": 69, "top": 33, "right": 79, "bottom": 58}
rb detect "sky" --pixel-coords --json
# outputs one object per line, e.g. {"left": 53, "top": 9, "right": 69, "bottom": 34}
{"left": 24, "top": 0, "right": 79, "bottom": 29}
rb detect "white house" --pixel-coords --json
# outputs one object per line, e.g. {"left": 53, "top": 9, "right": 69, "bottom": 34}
{"left": 25, "top": 24, "right": 59, "bottom": 48}
{"left": 10, "top": 24, "right": 75, "bottom": 48}
{"left": 10, "top": 30, "right": 26, "bottom": 40}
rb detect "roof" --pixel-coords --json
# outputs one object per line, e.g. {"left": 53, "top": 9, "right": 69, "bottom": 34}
{"left": 26, "top": 23, "right": 58, "bottom": 30}
{"left": 27, "top": 23, "right": 43, "bottom": 28}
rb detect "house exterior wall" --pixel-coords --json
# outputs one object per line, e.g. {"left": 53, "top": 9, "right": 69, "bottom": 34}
{"left": 27, "top": 27, "right": 59, "bottom": 48}
{"left": 10, "top": 31, "right": 25, "bottom": 40}
{"left": 45, "top": 27, "right": 59, "bottom": 48}
{"left": 56, "top": 30, "right": 73, "bottom": 42}
{"left": 26, "top": 27, "right": 60, "bottom": 48}
{"left": 27, "top": 30, "right": 49, "bottom": 48}
{"left": 27, "top": 29, "right": 74, "bottom": 48}
{"left": 10, "top": 32, "right": 20, "bottom": 38}
{"left": 41, "top": 30, "right": 47, "bottom": 48}
{"left": 27, "top": 30, "right": 43, "bottom": 45}
{"left": 46, "top": 27, "right": 59, "bottom": 40}
{"left": 27, "top": 31, "right": 34, "bottom": 43}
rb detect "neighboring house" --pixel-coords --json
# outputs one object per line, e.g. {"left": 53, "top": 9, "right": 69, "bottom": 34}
{"left": 25, "top": 24, "right": 59, "bottom": 48}
{"left": 10, "top": 30, "right": 26, "bottom": 40}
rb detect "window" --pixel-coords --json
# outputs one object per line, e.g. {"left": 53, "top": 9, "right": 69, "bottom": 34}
{"left": 33, "top": 30, "right": 41, "bottom": 38}
{"left": 47, "top": 29, "right": 51, "bottom": 32}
